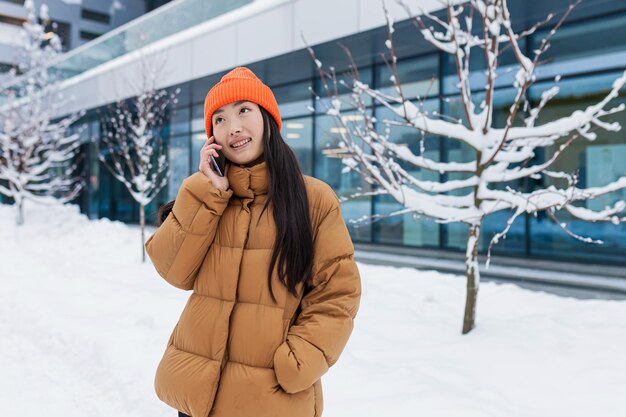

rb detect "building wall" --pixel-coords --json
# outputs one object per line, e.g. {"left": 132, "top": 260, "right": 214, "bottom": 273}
{"left": 11, "top": 0, "right": 626, "bottom": 265}
{"left": 52, "top": 0, "right": 446, "bottom": 118}
{"left": 0, "top": 0, "right": 146, "bottom": 68}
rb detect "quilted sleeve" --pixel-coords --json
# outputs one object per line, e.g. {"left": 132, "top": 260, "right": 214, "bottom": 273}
{"left": 272, "top": 194, "right": 362, "bottom": 394}
{"left": 145, "top": 171, "right": 233, "bottom": 290}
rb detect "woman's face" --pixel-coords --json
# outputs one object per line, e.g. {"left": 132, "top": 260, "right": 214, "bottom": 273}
{"left": 211, "top": 100, "right": 264, "bottom": 165}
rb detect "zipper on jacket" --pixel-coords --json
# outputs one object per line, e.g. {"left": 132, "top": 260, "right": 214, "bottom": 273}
{"left": 243, "top": 229, "right": 250, "bottom": 249}
{"left": 221, "top": 204, "right": 251, "bottom": 374}
{"left": 220, "top": 200, "right": 252, "bottom": 376}
{"left": 242, "top": 199, "right": 253, "bottom": 249}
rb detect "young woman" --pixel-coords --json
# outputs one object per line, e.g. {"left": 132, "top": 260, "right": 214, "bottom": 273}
{"left": 145, "top": 67, "right": 361, "bottom": 417}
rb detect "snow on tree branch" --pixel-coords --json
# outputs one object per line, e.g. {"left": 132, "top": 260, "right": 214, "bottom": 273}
{"left": 97, "top": 51, "right": 177, "bottom": 208}
{"left": 305, "top": 0, "right": 626, "bottom": 334}
{"left": 96, "top": 49, "right": 178, "bottom": 262}
{"left": 0, "top": 0, "right": 85, "bottom": 225}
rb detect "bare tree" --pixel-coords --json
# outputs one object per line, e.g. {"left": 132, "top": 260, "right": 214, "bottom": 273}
{"left": 305, "top": 0, "right": 626, "bottom": 334}
{"left": 0, "top": 0, "right": 84, "bottom": 225}
{"left": 97, "top": 52, "right": 179, "bottom": 263}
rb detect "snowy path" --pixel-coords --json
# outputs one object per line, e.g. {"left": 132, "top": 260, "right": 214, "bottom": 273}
{"left": 1, "top": 201, "right": 625, "bottom": 417}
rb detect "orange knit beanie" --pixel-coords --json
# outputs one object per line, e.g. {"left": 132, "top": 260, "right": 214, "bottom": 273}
{"left": 203, "top": 67, "right": 282, "bottom": 138}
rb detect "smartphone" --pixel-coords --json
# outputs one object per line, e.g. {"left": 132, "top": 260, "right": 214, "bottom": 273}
{"left": 209, "top": 147, "right": 226, "bottom": 177}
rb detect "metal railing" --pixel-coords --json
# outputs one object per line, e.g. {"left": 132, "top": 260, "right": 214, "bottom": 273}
{"left": 48, "top": 0, "right": 252, "bottom": 81}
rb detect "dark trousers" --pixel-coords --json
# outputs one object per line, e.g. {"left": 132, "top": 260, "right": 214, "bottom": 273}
{"left": 178, "top": 412, "right": 191, "bottom": 417}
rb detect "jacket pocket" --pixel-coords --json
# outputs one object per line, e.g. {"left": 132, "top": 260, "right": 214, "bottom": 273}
{"left": 214, "top": 362, "right": 315, "bottom": 417}
{"left": 154, "top": 345, "right": 221, "bottom": 417}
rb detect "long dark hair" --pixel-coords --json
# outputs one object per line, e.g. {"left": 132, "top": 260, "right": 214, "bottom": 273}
{"left": 156, "top": 106, "right": 314, "bottom": 303}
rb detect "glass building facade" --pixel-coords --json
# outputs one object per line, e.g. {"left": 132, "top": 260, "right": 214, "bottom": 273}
{"left": 63, "top": 2, "right": 626, "bottom": 265}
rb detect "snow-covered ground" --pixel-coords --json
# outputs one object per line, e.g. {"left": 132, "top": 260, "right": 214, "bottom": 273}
{"left": 1, "top": 200, "right": 625, "bottom": 417}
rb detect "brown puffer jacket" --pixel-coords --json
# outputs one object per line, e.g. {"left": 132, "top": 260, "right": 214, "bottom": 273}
{"left": 145, "top": 161, "right": 361, "bottom": 417}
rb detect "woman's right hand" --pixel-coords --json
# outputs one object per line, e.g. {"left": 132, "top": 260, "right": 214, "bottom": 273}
{"left": 199, "top": 136, "right": 230, "bottom": 191}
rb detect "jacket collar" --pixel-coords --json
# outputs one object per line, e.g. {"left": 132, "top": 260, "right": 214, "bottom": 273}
{"left": 227, "top": 159, "right": 269, "bottom": 197}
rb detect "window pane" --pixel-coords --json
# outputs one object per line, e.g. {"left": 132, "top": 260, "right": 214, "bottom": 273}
{"left": 373, "top": 99, "right": 440, "bottom": 247}
{"left": 315, "top": 68, "right": 373, "bottom": 113}
{"left": 442, "top": 38, "right": 525, "bottom": 94}
{"left": 314, "top": 111, "right": 372, "bottom": 242}
{"left": 376, "top": 54, "right": 439, "bottom": 100}
{"left": 533, "top": 14, "right": 626, "bottom": 79}
{"left": 170, "top": 106, "right": 190, "bottom": 135}
{"left": 99, "top": 162, "right": 136, "bottom": 222}
{"left": 170, "top": 83, "right": 191, "bottom": 108}
{"left": 273, "top": 80, "right": 313, "bottom": 118}
{"left": 528, "top": 73, "right": 626, "bottom": 263}
{"left": 86, "top": 128, "right": 100, "bottom": 219}
{"left": 191, "top": 104, "right": 205, "bottom": 133}
{"left": 81, "top": 8, "right": 111, "bottom": 24}
{"left": 168, "top": 134, "right": 191, "bottom": 201}
{"left": 282, "top": 117, "right": 313, "bottom": 175}
{"left": 190, "top": 132, "right": 206, "bottom": 173}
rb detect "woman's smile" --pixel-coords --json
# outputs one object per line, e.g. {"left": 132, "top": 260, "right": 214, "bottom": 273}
{"left": 230, "top": 137, "right": 252, "bottom": 150}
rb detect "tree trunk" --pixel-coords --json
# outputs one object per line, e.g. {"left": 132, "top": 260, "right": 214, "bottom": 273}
{"left": 140, "top": 203, "right": 146, "bottom": 263}
{"left": 12, "top": 183, "right": 24, "bottom": 226}
{"left": 462, "top": 223, "right": 481, "bottom": 334}
{"left": 16, "top": 197, "right": 24, "bottom": 226}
